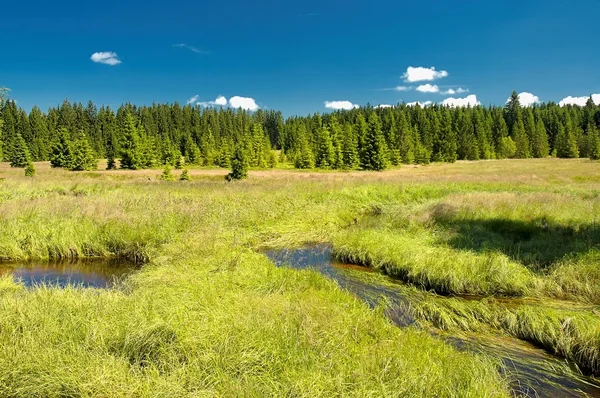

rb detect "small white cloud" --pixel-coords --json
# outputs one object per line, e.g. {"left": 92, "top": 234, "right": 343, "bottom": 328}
{"left": 90, "top": 52, "right": 121, "bottom": 66}
{"left": 402, "top": 66, "right": 448, "bottom": 83}
{"left": 214, "top": 96, "right": 228, "bottom": 106}
{"left": 506, "top": 92, "right": 540, "bottom": 107}
{"left": 187, "top": 95, "right": 199, "bottom": 105}
{"left": 559, "top": 94, "right": 600, "bottom": 107}
{"left": 442, "top": 94, "right": 480, "bottom": 107}
{"left": 324, "top": 100, "right": 359, "bottom": 110}
{"left": 416, "top": 84, "right": 439, "bottom": 93}
{"left": 407, "top": 101, "right": 432, "bottom": 107}
{"left": 196, "top": 95, "right": 233, "bottom": 108}
{"left": 395, "top": 86, "right": 412, "bottom": 91}
{"left": 173, "top": 43, "right": 209, "bottom": 55}
{"left": 375, "top": 104, "right": 393, "bottom": 108}
{"left": 229, "top": 96, "right": 260, "bottom": 111}
{"left": 440, "top": 87, "right": 468, "bottom": 95}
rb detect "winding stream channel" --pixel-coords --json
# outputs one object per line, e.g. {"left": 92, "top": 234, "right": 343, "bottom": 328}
{"left": 265, "top": 244, "right": 600, "bottom": 398}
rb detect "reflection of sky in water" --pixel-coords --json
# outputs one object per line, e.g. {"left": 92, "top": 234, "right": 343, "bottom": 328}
{"left": 265, "top": 245, "right": 600, "bottom": 398}
{"left": 0, "top": 259, "right": 136, "bottom": 288}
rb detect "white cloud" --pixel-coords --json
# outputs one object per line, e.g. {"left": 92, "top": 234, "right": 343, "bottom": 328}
{"left": 375, "top": 104, "right": 393, "bottom": 108}
{"left": 173, "top": 43, "right": 209, "bottom": 55}
{"left": 416, "top": 84, "right": 439, "bottom": 93}
{"left": 187, "top": 95, "right": 199, "bottom": 105}
{"left": 559, "top": 94, "right": 600, "bottom": 107}
{"left": 90, "top": 52, "right": 121, "bottom": 66}
{"left": 407, "top": 101, "right": 432, "bottom": 107}
{"left": 214, "top": 95, "right": 228, "bottom": 106}
{"left": 395, "top": 86, "right": 412, "bottom": 91}
{"left": 324, "top": 100, "right": 359, "bottom": 110}
{"left": 402, "top": 66, "right": 448, "bottom": 83}
{"left": 441, "top": 87, "right": 468, "bottom": 95}
{"left": 506, "top": 92, "right": 540, "bottom": 107}
{"left": 229, "top": 96, "right": 260, "bottom": 111}
{"left": 442, "top": 94, "right": 480, "bottom": 107}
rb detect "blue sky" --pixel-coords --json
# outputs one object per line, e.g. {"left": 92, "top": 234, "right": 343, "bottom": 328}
{"left": 2, "top": 0, "right": 600, "bottom": 115}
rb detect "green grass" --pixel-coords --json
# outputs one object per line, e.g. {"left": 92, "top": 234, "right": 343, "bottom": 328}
{"left": 1, "top": 158, "right": 600, "bottom": 395}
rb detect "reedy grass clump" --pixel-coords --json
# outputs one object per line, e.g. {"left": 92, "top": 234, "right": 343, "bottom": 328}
{"left": 333, "top": 229, "right": 538, "bottom": 296}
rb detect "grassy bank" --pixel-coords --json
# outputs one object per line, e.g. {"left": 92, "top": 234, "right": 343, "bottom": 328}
{"left": 0, "top": 161, "right": 517, "bottom": 397}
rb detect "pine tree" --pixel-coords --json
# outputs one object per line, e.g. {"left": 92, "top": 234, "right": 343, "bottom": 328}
{"left": 0, "top": 119, "right": 3, "bottom": 162}
{"left": 360, "top": 112, "right": 388, "bottom": 171}
{"left": 587, "top": 121, "right": 600, "bottom": 160}
{"left": 69, "top": 133, "right": 97, "bottom": 171}
{"left": 25, "top": 161, "right": 35, "bottom": 177}
{"left": 50, "top": 128, "right": 73, "bottom": 168}
{"left": 10, "top": 133, "right": 31, "bottom": 168}
{"left": 226, "top": 147, "right": 248, "bottom": 181}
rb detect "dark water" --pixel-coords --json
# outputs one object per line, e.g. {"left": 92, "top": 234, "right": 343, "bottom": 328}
{"left": 265, "top": 244, "right": 600, "bottom": 398}
{"left": 0, "top": 258, "right": 136, "bottom": 288}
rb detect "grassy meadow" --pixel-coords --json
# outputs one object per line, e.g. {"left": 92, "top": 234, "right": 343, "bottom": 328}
{"left": 1, "top": 158, "right": 600, "bottom": 396}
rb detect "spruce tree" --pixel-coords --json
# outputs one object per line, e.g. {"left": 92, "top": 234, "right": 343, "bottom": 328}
{"left": 360, "top": 112, "right": 388, "bottom": 171}
{"left": 512, "top": 117, "right": 531, "bottom": 158}
{"left": 531, "top": 115, "right": 550, "bottom": 158}
{"left": 315, "top": 127, "right": 335, "bottom": 169}
{"left": 587, "top": 122, "right": 600, "bottom": 160}
{"left": 106, "top": 133, "right": 117, "bottom": 170}
{"left": 159, "top": 164, "right": 175, "bottom": 181}
{"left": 227, "top": 147, "right": 248, "bottom": 181}
{"left": 0, "top": 119, "right": 3, "bottom": 162}
{"left": 50, "top": 129, "right": 73, "bottom": 168}
{"left": 25, "top": 161, "right": 35, "bottom": 177}
{"left": 294, "top": 125, "right": 314, "bottom": 169}
{"left": 179, "top": 168, "right": 191, "bottom": 181}
{"left": 120, "top": 114, "right": 143, "bottom": 170}
{"left": 556, "top": 114, "right": 580, "bottom": 158}
{"left": 10, "top": 133, "right": 31, "bottom": 168}
{"left": 341, "top": 123, "right": 358, "bottom": 169}
{"left": 397, "top": 112, "right": 415, "bottom": 164}
{"left": 69, "top": 133, "right": 97, "bottom": 171}
{"left": 504, "top": 90, "right": 521, "bottom": 134}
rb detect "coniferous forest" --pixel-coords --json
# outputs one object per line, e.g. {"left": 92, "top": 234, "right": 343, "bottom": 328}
{"left": 1, "top": 91, "right": 599, "bottom": 172}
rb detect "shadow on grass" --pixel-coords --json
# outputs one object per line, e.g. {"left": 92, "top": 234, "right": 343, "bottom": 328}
{"left": 435, "top": 217, "right": 600, "bottom": 270}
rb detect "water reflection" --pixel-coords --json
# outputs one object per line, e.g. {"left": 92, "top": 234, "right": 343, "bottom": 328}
{"left": 0, "top": 258, "right": 137, "bottom": 288}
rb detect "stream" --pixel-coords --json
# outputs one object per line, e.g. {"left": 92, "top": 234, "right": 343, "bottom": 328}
{"left": 265, "top": 244, "right": 600, "bottom": 398}
{"left": 0, "top": 258, "right": 137, "bottom": 288}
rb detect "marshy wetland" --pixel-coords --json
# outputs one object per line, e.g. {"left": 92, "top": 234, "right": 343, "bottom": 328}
{"left": 1, "top": 158, "right": 600, "bottom": 397}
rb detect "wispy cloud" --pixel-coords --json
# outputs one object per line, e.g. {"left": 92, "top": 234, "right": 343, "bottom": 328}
{"left": 90, "top": 52, "right": 121, "bottom": 66}
{"left": 173, "top": 43, "right": 209, "bottom": 55}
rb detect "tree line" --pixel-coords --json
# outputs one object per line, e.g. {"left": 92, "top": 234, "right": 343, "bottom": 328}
{"left": 1, "top": 91, "right": 599, "bottom": 173}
